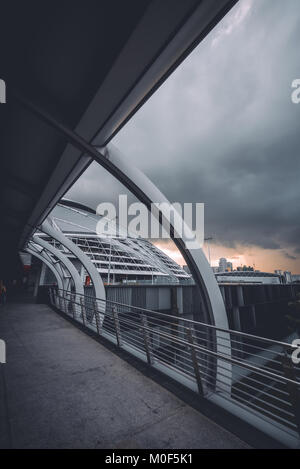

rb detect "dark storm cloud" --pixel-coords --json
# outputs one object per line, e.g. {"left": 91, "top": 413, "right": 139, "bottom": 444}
{"left": 68, "top": 0, "right": 300, "bottom": 258}
{"left": 283, "top": 251, "right": 297, "bottom": 260}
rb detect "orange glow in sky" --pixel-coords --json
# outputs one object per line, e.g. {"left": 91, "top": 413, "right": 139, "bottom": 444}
{"left": 154, "top": 240, "right": 300, "bottom": 273}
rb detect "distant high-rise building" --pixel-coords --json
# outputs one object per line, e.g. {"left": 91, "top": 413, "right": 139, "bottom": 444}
{"left": 218, "top": 258, "right": 233, "bottom": 272}
{"left": 274, "top": 270, "right": 292, "bottom": 284}
{"left": 218, "top": 258, "right": 227, "bottom": 272}
{"left": 292, "top": 274, "right": 300, "bottom": 283}
{"left": 237, "top": 265, "right": 254, "bottom": 272}
{"left": 215, "top": 271, "right": 282, "bottom": 285}
{"left": 275, "top": 269, "right": 283, "bottom": 276}
{"left": 284, "top": 271, "right": 292, "bottom": 284}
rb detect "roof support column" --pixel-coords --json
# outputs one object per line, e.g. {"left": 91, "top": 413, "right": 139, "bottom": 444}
{"left": 32, "top": 236, "right": 84, "bottom": 312}
{"left": 26, "top": 247, "right": 64, "bottom": 292}
{"left": 40, "top": 220, "right": 106, "bottom": 315}
{"left": 94, "top": 143, "right": 232, "bottom": 393}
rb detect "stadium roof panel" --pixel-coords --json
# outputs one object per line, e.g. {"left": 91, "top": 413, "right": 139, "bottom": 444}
{"left": 38, "top": 200, "right": 191, "bottom": 282}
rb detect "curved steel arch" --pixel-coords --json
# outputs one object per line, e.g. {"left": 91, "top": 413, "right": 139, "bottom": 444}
{"left": 28, "top": 241, "right": 73, "bottom": 292}
{"left": 26, "top": 246, "right": 64, "bottom": 291}
{"left": 33, "top": 236, "right": 84, "bottom": 298}
{"left": 95, "top": 143, "right": 232, "bottom": 391}
{"left": 12, "top": 95, "right": 225, "bottom": 328}
{"left": 41, "top": 220, "right": 105, "bottom": 309}
{"left": 98, "top": 144, "right": 228, "bottom": 329}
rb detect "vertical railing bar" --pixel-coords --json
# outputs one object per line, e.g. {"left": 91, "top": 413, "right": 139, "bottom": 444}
{"left": 50, "top": 289, "right": 300, "bottom": 443}
{"left": 49, "top": 288, "right": 53, "bottom": 306}
{"left": 54, "top": 290, "right": 58, "bottom": 308}
{"left": 186, "top": 326, "right": 204, "bottom": 396}
{"left": 56, "top": 291, "right": 60, "bottom": 310}
{"left": 59, "top": 292, "right": 64, "bottom": 312}
{"left": 71, "top": 293, "right": 75, "bottom": 319}
{"left": 281, "top": 351, "right": 300, "bottom": 436}
{"left": 80, "top": 297, "right": 86, "bottom": 326}
{"left": 141, "top": 313, "right": 153, "bottom": 365}
{"left": 112, "top": 306, "right": 122, "bottom": 347}
{"left": 94, "top": 300, "right": 101, "bottom": 336}
{"left": 63, "top": 291, "right": 68, "bottom": 315}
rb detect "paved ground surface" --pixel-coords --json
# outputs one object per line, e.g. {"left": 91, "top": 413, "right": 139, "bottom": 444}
{"left": 0, "top": 303, "right": 249, "bottom": 449}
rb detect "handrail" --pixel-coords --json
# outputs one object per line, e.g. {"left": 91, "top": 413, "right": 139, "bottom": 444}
{"left": 59, "top": 291, "right": 299, "bottom": 386}
{"left": 50, "top": 287, "right": 300, "bottom": 446}
{"left": 55, "top": 288, "right": 297, "bottom": 351}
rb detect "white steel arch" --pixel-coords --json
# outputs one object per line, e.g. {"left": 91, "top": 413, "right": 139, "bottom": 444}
{"left": 98, "top": 144, "right": 228, "bottom": 329}
{"left": 41, "top": 220, "right": 105, "bottom": 307}
{"left": 28, "top": 241, "right": 74, "bottom": 292}
{"left": 26, "top": 246, "right": 64, "bottom": 291}
{"left": 33, "top": 235, "right": 84, "bottom": 298}
{"left": 95, "top": 143, "right": 232, "bottom": 390}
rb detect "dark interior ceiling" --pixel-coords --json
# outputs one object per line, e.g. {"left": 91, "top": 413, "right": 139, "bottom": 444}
{"left": 0, "top": 0, "right": 237, "bottom": 278}
{"left": 0, "top": 0, "right": 151, "bottom": 276}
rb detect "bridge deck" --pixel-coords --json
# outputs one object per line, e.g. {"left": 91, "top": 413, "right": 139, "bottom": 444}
{"left": 0, "top": 303, "right": 248, "bottom": 449}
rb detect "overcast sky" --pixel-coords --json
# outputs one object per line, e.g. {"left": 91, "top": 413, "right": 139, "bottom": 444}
{"left": 67, "top": 0, "right": 300, "bottom": 272}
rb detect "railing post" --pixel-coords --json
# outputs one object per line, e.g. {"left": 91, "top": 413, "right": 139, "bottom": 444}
{"left": 186, "top": 326, "right": 204, "bottom": 396}
{"left": 281, "top": 351, "right": 300, "bottom": 435}
{"left": 63, "top": 291, "right": 68, "bottom": 315}
{"left": 112, "top": 306, "right": 122, "bottom": 347}
{"left": 53, "top": 290, "right": 58, "bottom": 308}
{"left": 80, "top": 297, "right": 86, "bottom": 326}
{"left": 53, "top": 289, "right": 57, "bottom": 307}
{"left": 49, "top": 288, "right": 54, "bottom": 306}
{"left": 70, "top": 293, "right": 75, "bottom": 319}
{"left": 141, "top": 313, "right": 153, "bottom": 365}
{"left": 59, "top": 292, "right": 64, "bottom": 311}
{"left": 94, "top": 300, "right": 101, "bottom": 335}
{"left": 56, "top": 291, "right": 60, "bottom": 309}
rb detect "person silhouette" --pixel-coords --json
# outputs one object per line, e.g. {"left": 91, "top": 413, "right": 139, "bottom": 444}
{"left": 1, "top": 285, "right": 7, "bottom": 305}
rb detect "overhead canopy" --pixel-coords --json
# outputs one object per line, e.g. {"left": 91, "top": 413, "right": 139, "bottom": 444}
{"left": 0, "top": 0, "right": 237, "bottom": 277}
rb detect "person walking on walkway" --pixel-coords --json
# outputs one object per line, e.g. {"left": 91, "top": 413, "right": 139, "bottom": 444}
{"left": 1, "top": 284, "right": 7, "bottom": 305}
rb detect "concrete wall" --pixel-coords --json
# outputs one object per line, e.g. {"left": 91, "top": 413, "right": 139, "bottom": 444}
{"left": 41, "top": 265, "right": 300, "bottom": 339}
{"left": 100, "top": 283, "right": 300, "bottom": 340}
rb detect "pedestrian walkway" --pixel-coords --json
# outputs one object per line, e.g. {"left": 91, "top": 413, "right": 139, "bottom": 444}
{"left": 0, "top": 303, "right": 249, "bottom": 449}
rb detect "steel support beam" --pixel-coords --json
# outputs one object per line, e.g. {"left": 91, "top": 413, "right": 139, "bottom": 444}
{"left": 12, "top": 93, "right": 223, "bottom": 329}
{"left": 98, "top": 144, "right": 227, "bottom": 325}
{"left": 33, "top": 236, "right": 84, "bottom": 299}
{"left": 15, "top": 81, "right": 231, "bottom": 388}
{"left": 16, "top": 98, "right": 230, "bottom": 375}
{"left": 96, "top": 144, "right": 232, "bottom": 391}
{"left": 26, "top": 247, "right": 64, "bottom": 291}
{"left": 14, "top": 0, "right": 238, "bottom": 254}
{"left": 28, "top": 242, "right": 71, "bottom": 291}
{"left": 40, "top": 220, "right": 105, "bottom": 311}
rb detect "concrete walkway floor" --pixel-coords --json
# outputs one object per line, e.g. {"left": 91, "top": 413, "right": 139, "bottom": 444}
{"left": 0, "top": 303, "right": 249, "bottom": 449}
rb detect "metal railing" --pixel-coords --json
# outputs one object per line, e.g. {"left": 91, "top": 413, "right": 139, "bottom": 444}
{"left": 49, "top": 287, "right": 300, "bottom": 448}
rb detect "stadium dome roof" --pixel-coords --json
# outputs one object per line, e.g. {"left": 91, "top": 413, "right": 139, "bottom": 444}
{"left": 35, "top": 199, "right": 191, "bottom": 284}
